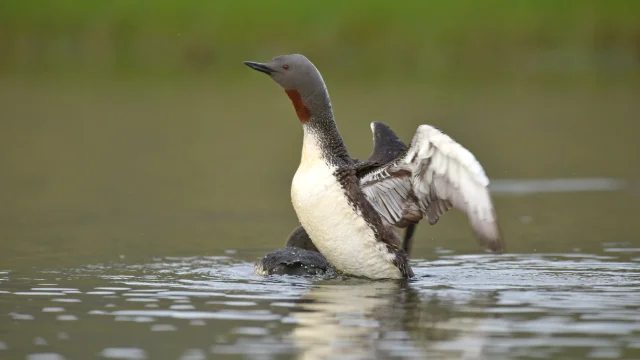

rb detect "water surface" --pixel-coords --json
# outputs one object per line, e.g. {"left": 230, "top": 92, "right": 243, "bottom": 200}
{"left": 1, "top": 80, "right": 639, "bottom": 359}
{"left": 2, "top": 247, "right": 640, "bottom": 359}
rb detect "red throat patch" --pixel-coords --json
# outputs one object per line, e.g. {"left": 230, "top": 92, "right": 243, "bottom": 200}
{"left": 284, "top": 89, "right": 311, "bottom": 122}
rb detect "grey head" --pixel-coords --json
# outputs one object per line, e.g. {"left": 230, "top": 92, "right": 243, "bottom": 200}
{"left": 244, "top": 54, "right": 332, "bottom": 123}
{"left": 244, "top": 54, "right": 325, "bottom": 94}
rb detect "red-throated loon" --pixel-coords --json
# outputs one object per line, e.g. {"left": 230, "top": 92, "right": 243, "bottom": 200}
{"left": 245, "top": 54, "right": 504, "bottom": 279}
{"left": 255, "top": 121, "right": 416, "bottom": 276}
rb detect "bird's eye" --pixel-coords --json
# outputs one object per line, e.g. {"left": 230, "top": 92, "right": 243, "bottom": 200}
{"left": 283, "top": 64, "right": 289, "bottom": 70}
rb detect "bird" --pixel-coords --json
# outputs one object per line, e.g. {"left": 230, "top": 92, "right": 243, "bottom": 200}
{"left": 255, "top": 122, "right": 416, "bottom": 276}
{"left": 245, "top": 54, "right": 503, "bottom": 280}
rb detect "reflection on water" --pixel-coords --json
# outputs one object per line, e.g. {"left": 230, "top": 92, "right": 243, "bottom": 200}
{"left": 1, "top": 248, "right": 640, "bottom": 359}
{"left": 286, "top": 280, "right": 418, "bottom": 359}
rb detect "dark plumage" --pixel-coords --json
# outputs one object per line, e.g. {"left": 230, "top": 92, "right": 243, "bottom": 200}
{"left": 246, "top": 54, "right": 503, "bottom": 279}
{"left": 256, "top": 121, "right": 417, "bottom": 276}
{"left": 253, "top": 248, "right": 334, "bottom": 276}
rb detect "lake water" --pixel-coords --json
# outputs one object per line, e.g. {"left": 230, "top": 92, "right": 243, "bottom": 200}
{"left": 1, "top": 242, "right": 640, "bottom": 359}
{"left": 1, "top": 79, "right": 639, "bottom": 359}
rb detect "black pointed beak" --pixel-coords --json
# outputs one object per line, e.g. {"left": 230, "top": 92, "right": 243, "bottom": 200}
{"left": 244, "top": 61, "right": 275, "bottom": 75}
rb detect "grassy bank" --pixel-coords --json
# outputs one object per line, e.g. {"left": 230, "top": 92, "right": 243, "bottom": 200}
{"left": 1, "top": 0, "right": 639, "bottom": 80}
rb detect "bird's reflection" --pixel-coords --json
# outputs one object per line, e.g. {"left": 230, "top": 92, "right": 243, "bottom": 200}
{"left": 287, "top": 279, "right": 498, "bottom": 360}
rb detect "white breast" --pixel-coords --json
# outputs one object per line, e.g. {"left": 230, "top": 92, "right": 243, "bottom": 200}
{"left": 290, "top": 132, "right": 402, "bottom": 279}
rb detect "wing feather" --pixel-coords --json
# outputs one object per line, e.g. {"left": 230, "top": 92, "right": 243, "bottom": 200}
{"left": 359, "top": 125, "right": 503, "bottom": 252}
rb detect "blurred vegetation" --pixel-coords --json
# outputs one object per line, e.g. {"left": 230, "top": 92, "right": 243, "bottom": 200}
{"left": 1, "top": 0, "right": 639, "bottom": 81}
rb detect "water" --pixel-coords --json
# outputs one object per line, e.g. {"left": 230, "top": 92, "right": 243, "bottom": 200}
{"left": 2, "top": 248, "right": 640, "bottom": 359}
{"left": 1, "top": 79, "right": 639, "bottom": 359}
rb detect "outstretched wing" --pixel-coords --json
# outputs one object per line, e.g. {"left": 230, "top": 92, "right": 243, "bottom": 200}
{"left": 364, "top": 121, "right": 417, "bottom": 253}
{"left": 366, "top": 121, "right": 408, "bottom": 164}
{"left": 359, "top": 125, "right": 503, "bottom": 252}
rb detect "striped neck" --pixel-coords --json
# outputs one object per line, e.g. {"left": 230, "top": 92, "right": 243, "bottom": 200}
{"left": 301, "top": 116, "right": 351, "bottom": 167}
{"left": 298, "top": 81, "right": 351, "bottom": 166}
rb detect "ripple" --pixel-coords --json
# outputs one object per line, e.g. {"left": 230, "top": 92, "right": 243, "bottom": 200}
{"left": 233, "top": 327, "right": 269, "bottom": 336}
{"left": 132, "top": 316, "right": 155, "bottom": 323}
{"left": 42, "top": 307, "right": 65, "bottom": 312}
{"left": 158, "top": 291, "right": 225, "bottom": 297}
{"left": 206, "top": 301, "right": 257, "bottom": 307}
{"left": 99, "top": 347, "right": 147, "bottom": 359}
{"left": 150, "top": 324, "right": 177, "bottom": 332}
{"left": 2, "top": 252, "right": 639, "bottom": 360}
{"left": 14, "top": 292, "right": 66, "bottom": 296}
{"left": 103, "top": 310, "right": 281, "bottom": 321}
{"left": 211, "top": 342, "right": 293, "bottom": 357}
{"left": 10, "top": 312, "right": 34, "bottom": 320}
{"left": 178, "top": 349, "right": 207, "bottom": 360}
{"left": 489, "top": 178, "right": 627, "bottom": 195}
{"left": 32, "top": 288, "right": 78, "bottom": 292}
{"left": 26, "top": 353, "right": 66, "bottom": 360}
{"left": 94, "top": 287, "right": 131, "bottom": 291}
{"left": 52, "top": 298, "right": 81, "bottom": 303}
{"left": 125, "top": 298, "right": 158, "bottom": 303}
{"left": 604, "top": 248, "right": 640, "bottom": 253}
{"left": 269, "top": 302, "right": 297, "bottom": 308}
